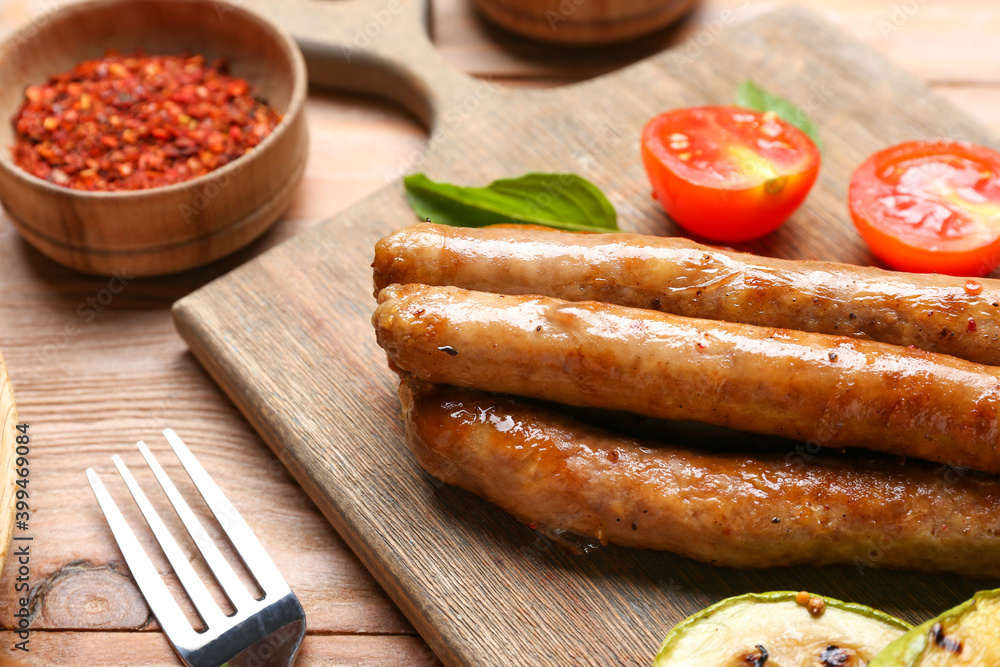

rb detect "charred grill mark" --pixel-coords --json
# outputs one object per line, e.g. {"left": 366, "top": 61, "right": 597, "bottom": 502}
{"left": 820, "top": 645, "right": 852, "bottom": 666}
{"left": 931, "top": 622, "right": 962, "bottom": 654}
{"left": 741, "top": 644, "right": 769, "bottom": 666}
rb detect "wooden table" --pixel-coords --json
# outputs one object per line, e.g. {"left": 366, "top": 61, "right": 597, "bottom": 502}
{"left": 0, "top": 0, "right": 998, "bottom": 664}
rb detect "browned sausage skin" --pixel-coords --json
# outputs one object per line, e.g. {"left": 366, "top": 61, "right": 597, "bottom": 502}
{"left": 373, "top": 223, "right": 1000, "bottom": 366}
{"left": 374, "top": 283, "right": 1000, "bottom": 474}
{"left": 400, "top": 376, "right": 1000, "bottom": 577}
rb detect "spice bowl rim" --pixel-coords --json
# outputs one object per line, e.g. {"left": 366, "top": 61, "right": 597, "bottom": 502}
{"left": 0, "top": 0, "right": 309, "bottom": 275}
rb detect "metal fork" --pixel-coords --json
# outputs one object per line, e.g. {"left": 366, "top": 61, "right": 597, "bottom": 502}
{"left": 86, "top": 428, "right": 305, "bottom": 667}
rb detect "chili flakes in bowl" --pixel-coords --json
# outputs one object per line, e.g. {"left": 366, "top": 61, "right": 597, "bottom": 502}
{"left": 11, "top": 51, "right": 281, "bottom": 191}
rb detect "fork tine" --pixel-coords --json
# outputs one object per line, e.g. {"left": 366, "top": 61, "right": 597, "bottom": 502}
{"left": 86, "top": 468, "right": 195, "bottom": 644}
{"left": 112, "top": 454, "right": 225, "bottom": 627}
{"left": 163, "top": 428, "right": 289, "bottom": 597}
{"left": 138, "top": 440, "right": 257, "bottom": 612}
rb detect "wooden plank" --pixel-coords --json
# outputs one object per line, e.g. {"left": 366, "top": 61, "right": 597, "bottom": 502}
{"left": 0, "top": 368, "right": 414, "bottom": 635}
{"left": 173, "top": 5, "right": 1000, "bottom": 666}
{"left": 0, "top": 0, "right": 998, "bottom": 663}
{"left": 0, "top": 631, "right": 441, "bottom": 665}
{"left": 0, "top": 86, "right": 426, "bottom": 638}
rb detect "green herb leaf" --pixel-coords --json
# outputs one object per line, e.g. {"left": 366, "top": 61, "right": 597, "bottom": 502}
{"left": 736, "top": 80, "right": 823, "bottom": 150}
{"left": 403, "top": 172, "right": 620, "bottom": 233}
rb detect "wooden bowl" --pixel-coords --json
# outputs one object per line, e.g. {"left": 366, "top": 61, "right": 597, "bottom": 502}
{"left": 0, "top": 350, "right": 16, "bottom": 576}
{"left": 0, "top": 0, "right": 308, "bottom": 276}
{"left": 474, "top": 0, "right": 699, "bottom": 45}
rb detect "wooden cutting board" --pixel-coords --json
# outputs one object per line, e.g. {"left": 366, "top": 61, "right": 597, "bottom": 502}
{"left": 174, "top": 2, "right": 1000, "bottom": 664}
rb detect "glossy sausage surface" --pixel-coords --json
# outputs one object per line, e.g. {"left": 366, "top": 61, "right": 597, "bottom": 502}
{"left": 400, "top": 376, "right": 1000, "bottom": 577}
{"left": 375, "top": 283, "right": 1000, "bottom": 473}
{"left": 373, "top": 223, "right": 1000, "bottom": 366}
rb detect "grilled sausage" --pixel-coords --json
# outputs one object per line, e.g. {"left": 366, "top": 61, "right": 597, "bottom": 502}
{"left": 374, "top": 283, "right": 1000, "bottom": 473}
{"left": 399, "top": 375, "right": 1000, "bottom": 577}
{"left": 373, "top": 223, "right": 1000, "bottom": 366}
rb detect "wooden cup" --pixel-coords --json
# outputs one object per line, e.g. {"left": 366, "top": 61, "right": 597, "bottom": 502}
{"left": 473, "top": 0, "right": 700, "bottom": 45}
{"left": 0, "top": 0, "right": 308, "bottom": 276}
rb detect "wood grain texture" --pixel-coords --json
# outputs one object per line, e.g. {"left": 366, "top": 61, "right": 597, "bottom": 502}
{"left": 0, "top": 631, "right": 441, "bottom": 666}
{"left": 0, "top": 85, "right": 424, "bottom": 659}
{"left": 173, "top": 5, "right": 1000, "bottom": 667}
{"left": 0, "top": 0, "right": 309, "bottom": 276}
{"left": 0, "top": 0, "right": 999, "bottom": 663}
{"left": 0, "top": 350, "right": 16, "bottom": 577}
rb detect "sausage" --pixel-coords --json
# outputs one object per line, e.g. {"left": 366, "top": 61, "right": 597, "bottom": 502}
{"left": 373, "top": 223, "right": 1000, "bottom": 366}
{"left": 399, "top": 376, "right": 1000, "bottom": 577}
{"left": 374, "top": 283, "right": 1000, "bottom": 473}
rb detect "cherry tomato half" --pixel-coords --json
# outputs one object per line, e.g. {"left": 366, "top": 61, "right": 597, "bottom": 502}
{"left": 641, "top": 106, "right": 820, "bottom": 242}
{"left": 849, "top": 140, "right": 1000, "bottom": 276}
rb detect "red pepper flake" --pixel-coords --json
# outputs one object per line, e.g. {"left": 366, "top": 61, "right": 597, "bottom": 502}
{"left": 968, "top": 318, "right": 977, "bottom": 332}
{"left": 10, "top": 51, "right": 282, "bottom": 191}
{"left": 965, "top": 280, "right": 983, "bottom": 295}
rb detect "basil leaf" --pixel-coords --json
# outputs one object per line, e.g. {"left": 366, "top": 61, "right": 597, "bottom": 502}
{"left": 403, "top": 172, "right": 620, "bottom": 233}
{"left": 736, "top": 80, "right": 823, "bottom": 150}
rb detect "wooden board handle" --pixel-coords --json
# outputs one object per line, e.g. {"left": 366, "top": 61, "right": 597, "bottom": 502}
{"left": 238, "top": 0, "right": 483, "bottom": 129}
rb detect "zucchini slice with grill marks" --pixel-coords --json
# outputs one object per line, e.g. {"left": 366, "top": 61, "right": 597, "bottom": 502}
{"left": 653, "top": 591, "right": 910, "bottom": 666}
{"left": 871, "top": 589, "right": 1000, "bottom": 666}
